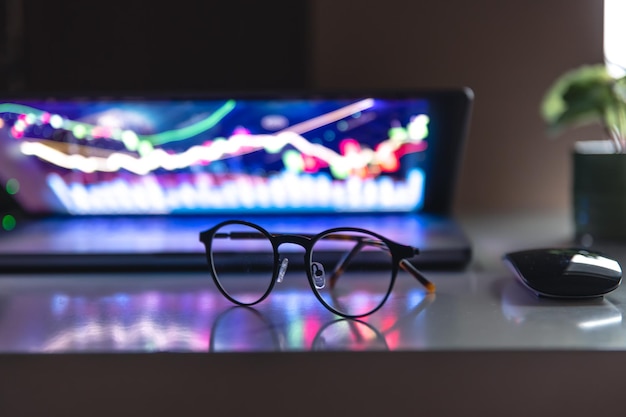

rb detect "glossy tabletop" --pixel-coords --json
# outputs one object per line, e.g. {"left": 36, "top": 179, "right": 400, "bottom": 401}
{"left": 2, "top": 267, "right": 626, "bottom": 353}
{"left": 1, "top": 211, "right": 625, "bottom": 353}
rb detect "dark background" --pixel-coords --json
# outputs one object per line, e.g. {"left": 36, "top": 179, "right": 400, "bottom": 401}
{"left": 0, "top": 0, "right": 606, "bottom": 215}
{"left": 1, "top": 0, "right": 310, "bottom": 92}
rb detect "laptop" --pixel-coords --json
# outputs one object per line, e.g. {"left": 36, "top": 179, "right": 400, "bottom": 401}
{"left": 0, "top": 89, "right": 473, "bottom": 272}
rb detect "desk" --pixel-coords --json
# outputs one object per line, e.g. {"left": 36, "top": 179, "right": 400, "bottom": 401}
{"left": 1, "top": 212, "right": 626, "bottom": 416}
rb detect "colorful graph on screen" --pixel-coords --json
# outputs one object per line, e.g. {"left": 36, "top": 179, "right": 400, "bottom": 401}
{"left": 0, "top": 97, "right": 430, "bottom": 214}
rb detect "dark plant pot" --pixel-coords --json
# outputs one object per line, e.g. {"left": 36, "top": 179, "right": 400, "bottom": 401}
{"left": 573, "top": 147, "right": 626, "bottom": 241}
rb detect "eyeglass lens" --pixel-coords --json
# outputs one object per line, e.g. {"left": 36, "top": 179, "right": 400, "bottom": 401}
{"left": 311, "top": 230, "right": 394, "bottom": 317}
{"left": 210, "top": 222, "right": 275, "bottom": 305}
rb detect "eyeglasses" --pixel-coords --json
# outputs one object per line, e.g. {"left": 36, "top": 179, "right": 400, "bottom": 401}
{"left": 198, "top": 220, "right": 435, "bottom": 318}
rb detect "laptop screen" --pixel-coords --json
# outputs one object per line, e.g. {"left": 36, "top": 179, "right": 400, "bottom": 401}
{"left": 0, "top": 91, "right": 470, "bottom": 216}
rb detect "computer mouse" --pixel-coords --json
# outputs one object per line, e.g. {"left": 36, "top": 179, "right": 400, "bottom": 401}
{"left": 503, "top": 248, "right": 622, "bottom": 298}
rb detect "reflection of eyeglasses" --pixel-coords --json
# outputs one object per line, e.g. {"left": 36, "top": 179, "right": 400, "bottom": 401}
{"left": 209, "top": 306, "right": 390, "bottom": 352}
{"left": 199, "top": 220, "right": 435, "bottom": 318}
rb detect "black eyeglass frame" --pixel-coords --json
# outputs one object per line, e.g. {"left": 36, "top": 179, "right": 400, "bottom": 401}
{"left": 199, "top": 219, "right": 434, "bottom": 318}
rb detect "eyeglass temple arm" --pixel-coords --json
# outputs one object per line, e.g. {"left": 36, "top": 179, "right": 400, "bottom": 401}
{"left": 328, "top": 240, "right": 367, "bottom": 290}
{"left": 328, "top": 240, "right": 435, "bottom": 293}
{"left": 399, "top": 258, "right": 436, "bottom": 293}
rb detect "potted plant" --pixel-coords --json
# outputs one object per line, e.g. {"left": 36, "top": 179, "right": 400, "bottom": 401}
{"left": 541, "top": 64, "right": 626, "bottom": 241}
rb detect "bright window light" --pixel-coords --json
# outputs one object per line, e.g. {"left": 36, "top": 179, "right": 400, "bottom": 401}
{"left": 604, "top": 0, "right": 626, "bottom": 78}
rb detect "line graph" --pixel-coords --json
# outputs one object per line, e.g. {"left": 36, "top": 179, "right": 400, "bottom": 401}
{"left": 19, "top": 121, "right": 427, "bottom": 177}
{"left": 0, "top": 97, "right": 430, "bottom": 214}
{"left": 7, "top": 98, "right": 428, "bottom": 178}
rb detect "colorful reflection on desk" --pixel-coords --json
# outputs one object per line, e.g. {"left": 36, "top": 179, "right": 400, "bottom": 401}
{"left": 0, "top": 280, "right": 433, "bottom": 353}
{"left": 210, "top": 307, "right": 390, "bottom": 352}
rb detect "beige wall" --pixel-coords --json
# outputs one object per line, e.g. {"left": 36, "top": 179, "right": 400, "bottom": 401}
{"left": 311, "top": 0, "right": 604, "bottom": 215}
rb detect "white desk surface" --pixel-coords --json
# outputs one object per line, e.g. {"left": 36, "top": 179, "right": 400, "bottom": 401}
{"left": 2, "top": 212, "right": 626, "bottom": 417}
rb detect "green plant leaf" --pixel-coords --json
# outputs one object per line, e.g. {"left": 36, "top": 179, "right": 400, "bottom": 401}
{"left": 541, "top": 64, "right": 623, "bottom": 137}
{"left": 615, "top": 77, "right": 626, "bottom": 103}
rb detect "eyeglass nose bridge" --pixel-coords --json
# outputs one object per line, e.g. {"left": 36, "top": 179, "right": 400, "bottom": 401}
{"left": 272, "top": 234, "right": 312, "bottom": 248}
{"left": 272, "top": 234, "right": 333, "bottom": 292}
{"left": 271, "top": 234, "right": 314, "bottom": 285}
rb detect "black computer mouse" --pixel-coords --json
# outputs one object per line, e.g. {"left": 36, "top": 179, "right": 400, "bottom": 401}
{"left": 503, "top": 248, "right": 622, "bottom": 298}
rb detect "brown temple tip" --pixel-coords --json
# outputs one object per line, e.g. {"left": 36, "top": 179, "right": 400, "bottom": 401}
{"left": 400, "top": 258, "right": 436, "bottom": 293}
